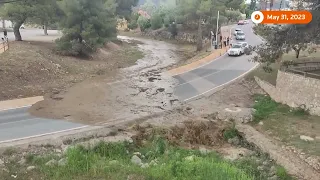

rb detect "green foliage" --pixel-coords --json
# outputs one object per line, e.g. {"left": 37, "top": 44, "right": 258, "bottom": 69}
{"left": 137, "top": 15, "right": 151, "bottom": 31}
{"left": 168, "top": 23, "right": 178, "bottom": 37}
{"left": 0, "top": 0, "right": 44, "bottom": 40}
{"left": 223, "top": 124, "right": 239, "bottom": 140}
{"left": 56, "top": 0, "right": 117, "bottom": 56}
{"left": 276, "top": 166, "right": 292, "bottom": 180}
{"left": 225, "top": 10, "right": 242, "bottom": 23}
{"left": 225, "top": 0, "right": 244, "bottom": 10}
{"left": 32, "top": 140, "right": 258, "bottom": 180}
{"left": 164, "top": 16, "right": 170, "bottom": 27}
{"left": 27, "top": 0, "right": 62, "bottom": 33}
{"left": 253, "top": 95, "right": 282, "bottom": 122}
{"left": 150, "top": 13, "right": 163, "bottom": 30}
{"left": 128, "top": 20, "right": 138, "bottom": 29}
{"left": 116, "top": 0, "right": 139, "bottom": 21}
{"left": 140, "top": 0, "right": 157, "bottom": 15}
{"left": 252, "top": 94, "right": 310, "bottom": 122}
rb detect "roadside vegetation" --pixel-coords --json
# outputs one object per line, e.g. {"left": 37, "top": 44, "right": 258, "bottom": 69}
{"left": 252, "top": 94, "right": 320, "bottom": 156}
{"left": 0, "top": 121, "right": 293, "bottom": 180}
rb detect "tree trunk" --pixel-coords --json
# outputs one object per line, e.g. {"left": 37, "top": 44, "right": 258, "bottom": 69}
{"left": 295, "top": 49, "right": 300, "bottom": 58}
{"left": 44, "top": 23, "right": 48, "bottom": 35}
{"left": 293, "top": 46, "right": 302, "bottom": 58}
{"left": 13, "top": 20, "right": 24, "bottom": 41}
{"left": 196, "top": 16, "right": 203, "bottom": 51}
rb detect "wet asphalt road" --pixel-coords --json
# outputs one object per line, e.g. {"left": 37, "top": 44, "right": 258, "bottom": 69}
{"left": 0, "top": 107, "right": 86, "bottom": 143}
{"left": 173, "top": 22, "right": 262, "bottom": 101}
{"left": 0, "top": 23, "right": 262, "bottom": 143}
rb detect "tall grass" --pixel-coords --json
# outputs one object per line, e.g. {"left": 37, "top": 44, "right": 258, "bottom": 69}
{"left": 31, "top": 138, "right": 258, "bottom": 180}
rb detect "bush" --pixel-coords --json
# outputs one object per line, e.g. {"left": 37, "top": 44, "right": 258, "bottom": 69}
{"left": 150, "top": 13, "right": 163, "bottom": 30}
{"left": 55, "top": 36, "right": 94, "bottom": 57}
{"left": 164, "top": 16, "right": 170, "bottom": 28}
{"left": 128, "top": 20, "right": 138, "bottom": 30}
{"left": 169, "top": 23, "right": 178, "bottom": 37}
{"left": 223, "top": 124, "right": 239, "bottom": 140}
{"left": 137, "top": 16, "right": 151, "bottom": 32}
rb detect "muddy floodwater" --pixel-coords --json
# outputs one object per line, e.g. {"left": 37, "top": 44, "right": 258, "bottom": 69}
{"left": 30, "top": 36, "right": 182, "bottom": 125}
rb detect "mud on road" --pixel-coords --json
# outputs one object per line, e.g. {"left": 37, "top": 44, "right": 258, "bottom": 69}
{"left": 30, "top": 36, "right": 182, "bottom": 125}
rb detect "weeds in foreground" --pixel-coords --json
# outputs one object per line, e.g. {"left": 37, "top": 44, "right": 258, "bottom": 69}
{"left": 223, "top": 123, "right": 239, "bottom": 140}
{"left": 276, "top": 166, "right": 292, "bottom": 180}
{"left": 16, "top": 139, "right": 275, "bottom": 180}
{"left": 252, "top": 94, "right": 309, "bottom": 122}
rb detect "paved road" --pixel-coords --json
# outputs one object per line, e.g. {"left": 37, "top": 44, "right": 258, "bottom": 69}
{"left": 0, "top": 23, "right": 262, "bottom": 143}
{"left": 5, "top": 29, "right": 60, "bottom": 42}
{"left": 0, "top": 107, "right": 86, "bottom": 143}
{"left": 173, "top": 22, "right": 262, "bottom": 101}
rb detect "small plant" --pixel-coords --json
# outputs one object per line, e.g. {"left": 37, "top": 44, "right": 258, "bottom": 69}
{"left": 223, "top": 124, "right": 239, "bottom": 140}
{"left": 276, "top": 166, "right": 293, "bottom": 180}
{"left": 253, "top": 94, "right": 279, "bottom": 122}
{"left": 291, "top": 106, "right": 309, "bottom": 116}
{"left": 154, "top": 136, "right": 166, "bottom": 155}
{"left": 25, "top": 153, "right": 36, "bottom": 164}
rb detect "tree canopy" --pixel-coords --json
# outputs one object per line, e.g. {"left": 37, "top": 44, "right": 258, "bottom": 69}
{"left": 252, "top": 0, "right": 319, "bottom": 69}
{"left": 55, "top": 0, "right": 117, "bottom": 56}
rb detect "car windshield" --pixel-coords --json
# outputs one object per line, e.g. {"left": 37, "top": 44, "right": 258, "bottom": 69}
{"left": 232, "top": 44, "right": 241, "bottom": 48}
{"left": 237, "top": 32, "right": 245, "bottom": 35}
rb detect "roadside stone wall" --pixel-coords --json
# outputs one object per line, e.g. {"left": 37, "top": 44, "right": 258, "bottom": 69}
{"left": 255, "top": 70, "right": 320, "bottom": 116}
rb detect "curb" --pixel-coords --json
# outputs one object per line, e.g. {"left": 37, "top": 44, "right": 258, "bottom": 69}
{"left": 0, "top": 96, "right": 44, "bottom": 112}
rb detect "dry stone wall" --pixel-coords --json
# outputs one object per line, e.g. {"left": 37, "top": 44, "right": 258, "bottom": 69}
{"left": 255, "top": 70, "right": 320, "bottom": 116}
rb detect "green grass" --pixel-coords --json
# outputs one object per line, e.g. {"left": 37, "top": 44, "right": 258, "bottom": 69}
{"left": 223, "top": 123, "right": 239, "bottom": 140}
{"left": 3, "top": 136, "right": 293, "bottom": 180}
{"left": 35, "top": 141, "right": 256, "bottom": 180}
{"left": 252, "top": 94, "right": 320, "bottom": 156}
{"left": 252, "top": 94, "right": 309, "bottom": 123}
{"left": 276, "top": 166, "right": 292, "bottom": 180}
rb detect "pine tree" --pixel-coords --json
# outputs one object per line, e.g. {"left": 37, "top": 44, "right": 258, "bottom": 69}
{"left": 56, "top": 0, "right": 117, "bottom": 56}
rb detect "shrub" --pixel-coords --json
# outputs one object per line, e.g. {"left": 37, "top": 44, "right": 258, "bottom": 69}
{"left": 128, "top": 20, "right": 138, "bottom": 30}
{"left": 150, "top": 13, "right": 163, "bottom": 30}
{"left": 253, "top": 95, "right": 279, "bottom": 122}
{"left": 55, "top": 36, "right": 94, "bottom": 57}
{"left": 223, "top": 124, "right": 239, "bottom": 140}
{"left": 137, "top": 16, "right": 151, "bottom": 32}
{"left": 169, "top": 23, "right": 178, "bottom": 37}
{"left": 164, "top": 16, "right": 170, "bottom": 28}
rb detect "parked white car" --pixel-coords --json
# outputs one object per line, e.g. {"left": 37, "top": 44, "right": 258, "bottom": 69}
{"left": 236, "top": 31, "right": 245, "bottom": 40}
{"left": 227, "top": 43, "right": 245, "bottom": 56}
{"left": 237, "top": 42, "right": 249, "bottom": 48}
{"left": 233, "top": 28, "right": 242, "bottom": 36}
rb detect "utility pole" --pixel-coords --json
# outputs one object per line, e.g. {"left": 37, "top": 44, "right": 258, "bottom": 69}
{"left": 215, "top": 11, "right": 219, "bottom": 49}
